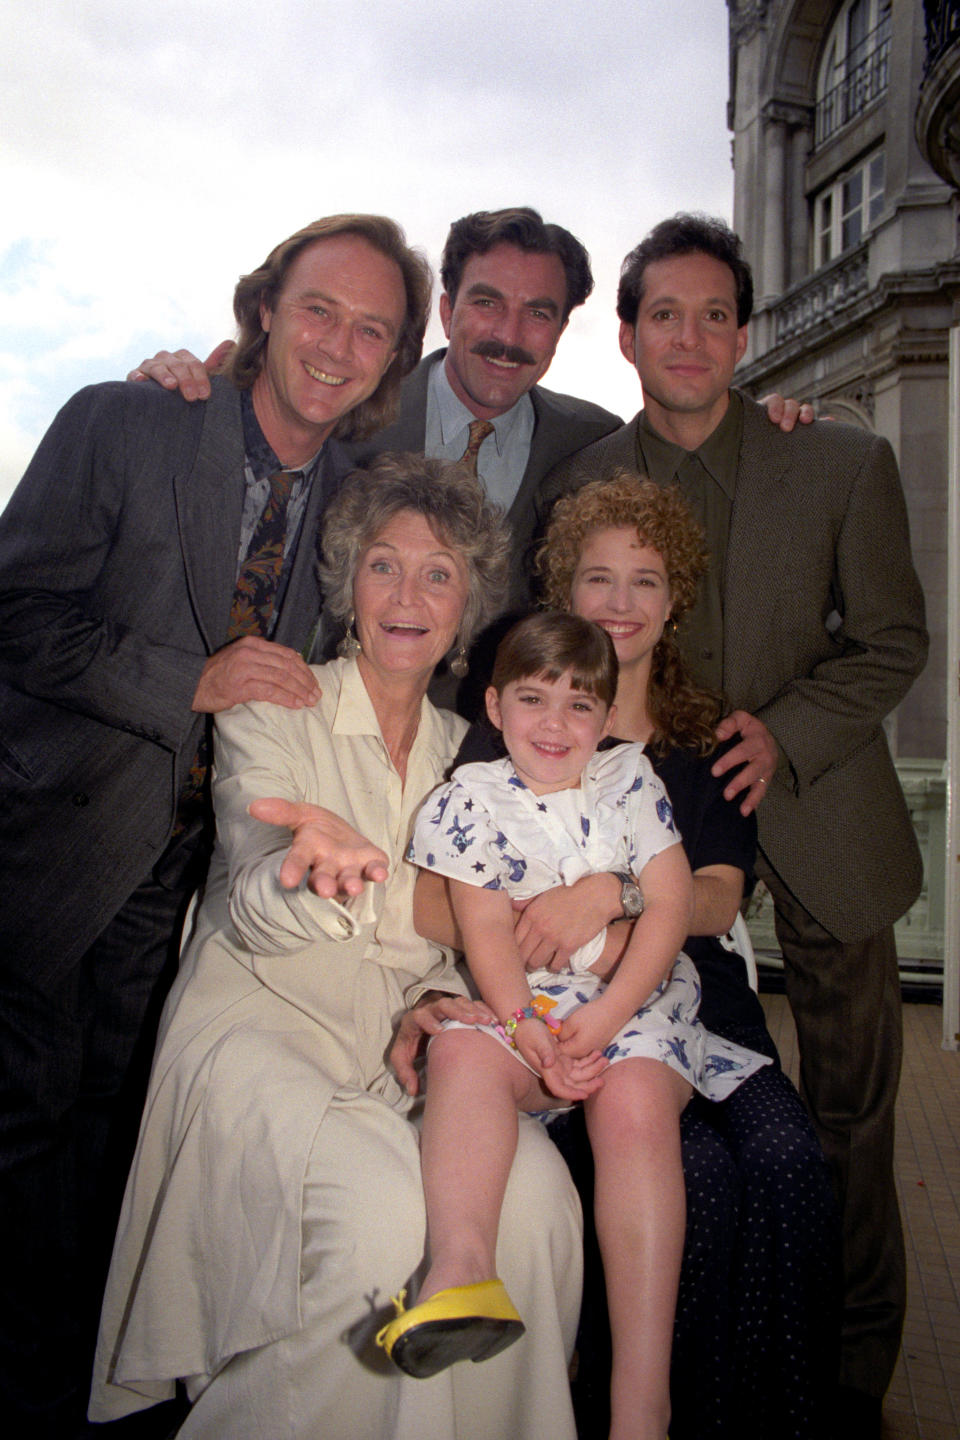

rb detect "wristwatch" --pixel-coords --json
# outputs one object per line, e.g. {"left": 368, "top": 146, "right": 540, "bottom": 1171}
{"left": 612, "top": 871, "right": 645, "bottom": 919}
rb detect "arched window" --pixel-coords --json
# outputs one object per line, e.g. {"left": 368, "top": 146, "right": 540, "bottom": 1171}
{"left": 815, "top": 0, "right": 892, "bottom": 144}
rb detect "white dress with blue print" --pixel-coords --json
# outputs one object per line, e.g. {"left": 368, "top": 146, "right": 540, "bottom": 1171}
{"left": 408, "top": 743, "right": 770, "bottom": 1102}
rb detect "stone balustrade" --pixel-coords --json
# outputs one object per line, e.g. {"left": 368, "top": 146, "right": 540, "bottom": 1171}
{"left": 772, "top": 247, "right": 870, "bottom": 345}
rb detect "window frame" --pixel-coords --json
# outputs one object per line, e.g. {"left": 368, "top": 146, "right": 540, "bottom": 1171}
{"left": 813, "top": 147, "right": 886, "bottom": 268}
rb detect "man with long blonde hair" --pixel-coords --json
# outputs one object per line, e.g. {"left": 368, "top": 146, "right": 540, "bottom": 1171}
{"left": 0, "top": 212, "right": 430, "bottom": 1437}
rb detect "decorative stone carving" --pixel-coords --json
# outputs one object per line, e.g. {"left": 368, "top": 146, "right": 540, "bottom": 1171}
{"left": 916, "top": 1, "right": 960, "bottom": 190}
{"left": 773, "top": 247, "right": 870, "bottom": 344}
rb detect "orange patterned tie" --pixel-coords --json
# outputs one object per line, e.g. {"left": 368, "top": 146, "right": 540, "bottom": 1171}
{"left": 460, "top": 419, "right": 494, "bottom": 475}
{"left": 227, "top": 469, "right": 298, "bottom": 639}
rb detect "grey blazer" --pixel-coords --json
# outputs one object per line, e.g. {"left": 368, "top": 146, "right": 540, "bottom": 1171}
{"left": 0, "top": 376, "right": 339, "bottom": 982}
{"left": 349, "top": 350, "right": 622, "bottom": 608}
{"left": 545, "top": 393, "right": 929, "bottom": 941}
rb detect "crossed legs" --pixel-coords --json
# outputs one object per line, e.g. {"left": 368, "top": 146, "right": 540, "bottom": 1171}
{"left": 418, "top": 1029, "right": 543, "bottom": 1300}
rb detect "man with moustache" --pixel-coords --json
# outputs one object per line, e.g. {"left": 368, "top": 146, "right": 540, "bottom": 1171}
{"left": 349, "top": 207, "right": 620, "bottom": 612}
{"left": 546, "top": 212, "right": 928, "bottom": 1434}
{"left": 0, "top": 214, "right": 431, "bottom": 1438}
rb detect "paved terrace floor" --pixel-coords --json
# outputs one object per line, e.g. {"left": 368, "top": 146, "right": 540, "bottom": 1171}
{"left": 760, "top": 992, "right": 960, "bottom": 1439}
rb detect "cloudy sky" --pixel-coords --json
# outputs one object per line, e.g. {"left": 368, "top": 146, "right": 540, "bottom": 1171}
{"left": 0, "top": 0, "right": 734, "bottom": 508}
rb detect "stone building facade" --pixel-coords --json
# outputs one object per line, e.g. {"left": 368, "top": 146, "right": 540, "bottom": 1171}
{"left": 727, "top": 0, "right": 960, "bottom": 963}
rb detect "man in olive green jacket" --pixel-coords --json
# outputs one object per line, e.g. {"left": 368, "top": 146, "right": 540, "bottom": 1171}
{"left": 545, "top": 213, "right": 927, "bottom": 1430}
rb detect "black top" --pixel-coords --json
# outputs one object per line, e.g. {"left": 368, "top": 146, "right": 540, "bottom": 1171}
{"left": 453, "top": 724, "right": 767, "bottom": 1037}
{"left": 651, "top": 742, "right": 767, "bottom": 1036}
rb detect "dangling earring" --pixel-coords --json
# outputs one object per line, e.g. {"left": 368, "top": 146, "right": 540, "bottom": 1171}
{"left": 337, "top": 611, "right": 361, "bottom": 659}
{"left": 449, "top": 644, "right": 469, "bottom": 679}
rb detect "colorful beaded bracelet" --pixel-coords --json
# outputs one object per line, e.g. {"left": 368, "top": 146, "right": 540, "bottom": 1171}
{"left": 503, "top": 1004, "right": 562, "bottom": 1040}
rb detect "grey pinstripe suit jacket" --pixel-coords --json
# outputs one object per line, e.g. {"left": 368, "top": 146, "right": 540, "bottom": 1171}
{"left": 0, "top": 376, "right": 340, "bottom": 981}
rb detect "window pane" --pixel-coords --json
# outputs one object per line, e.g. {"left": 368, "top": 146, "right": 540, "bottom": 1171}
{"left": 869, "top": 152, "right": 885, "bottom": 191}
{"left": 821, "top": 193, "right": 833, "bottom": 239}
{"left": 842, "top": 210, "right": 863, "bottom": 250}
{"left": 842, "top": 171, "right": 863, "bottom": 213}
{"left": 848, "top": 0, "right": 868, "bottom": 59}
{"left": 816, "top": 192, "right": 833, "bottom": 266}
{"left": 868, "top": 153, "right": 885, "bottom": 224}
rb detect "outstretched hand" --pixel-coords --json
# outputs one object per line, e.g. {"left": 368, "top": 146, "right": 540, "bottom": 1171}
{"left": 248, "top": 796, "right": 389, "bottom": 897}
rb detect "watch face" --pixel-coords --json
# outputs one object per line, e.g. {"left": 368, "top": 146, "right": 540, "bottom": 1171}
{"left": 620, "top": 879, "right": 644, "bottom": 918}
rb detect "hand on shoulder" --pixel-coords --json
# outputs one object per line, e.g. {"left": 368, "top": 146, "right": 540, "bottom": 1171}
{"left": 127, "top": 341, "right": 234, "bottom": 401}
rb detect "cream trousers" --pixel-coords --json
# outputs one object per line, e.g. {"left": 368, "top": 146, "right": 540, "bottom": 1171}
{"left": 181, "top": 1087, "right": 582, "bottom": 1440}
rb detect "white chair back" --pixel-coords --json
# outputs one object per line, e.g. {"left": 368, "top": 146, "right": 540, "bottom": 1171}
{"left": 720, "top": 910, "right": 759, "bottom": 993}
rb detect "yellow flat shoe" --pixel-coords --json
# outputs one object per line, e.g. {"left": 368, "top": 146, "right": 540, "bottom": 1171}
{"left": 376, "top": 1279, "right": 525, "bottom": 1378}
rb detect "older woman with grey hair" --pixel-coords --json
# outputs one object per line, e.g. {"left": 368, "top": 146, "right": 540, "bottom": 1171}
{"left": 89, "top": 455, "right": 584, "bottom": 1440}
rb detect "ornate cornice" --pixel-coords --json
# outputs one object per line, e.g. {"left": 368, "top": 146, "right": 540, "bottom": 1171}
{"left": 890, "top": 346, "right": 950, "bottom": 365}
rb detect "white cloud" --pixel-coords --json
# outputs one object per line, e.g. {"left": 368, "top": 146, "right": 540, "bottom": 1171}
{"left": 0, "top": 0, "right": 733, "bottom": 506}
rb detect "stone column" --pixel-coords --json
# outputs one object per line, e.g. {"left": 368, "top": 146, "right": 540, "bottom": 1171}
{"left": 789, "top": 123, "right": 811, "bottom": 286}
{"left": 761, "top": 108, "right": 786, "bottom": 301}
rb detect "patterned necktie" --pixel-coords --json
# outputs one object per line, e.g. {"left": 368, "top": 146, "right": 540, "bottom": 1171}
{"left": 460, "top": 419, "right": 494, "bottom": 475}
{"left": 176, "top": 469, "right": 299, "bottom": 828}
{"left": 227, "top": 469, "right": 299, "bottom": 639}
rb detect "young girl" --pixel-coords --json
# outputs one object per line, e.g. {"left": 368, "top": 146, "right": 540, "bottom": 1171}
{"left": 379, "top": 612, "right": 770, "bottom": 1440}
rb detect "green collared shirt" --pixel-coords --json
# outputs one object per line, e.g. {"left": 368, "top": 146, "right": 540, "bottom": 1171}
{"left": 635, "top": 392, "right": 743, "bottom": 691}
